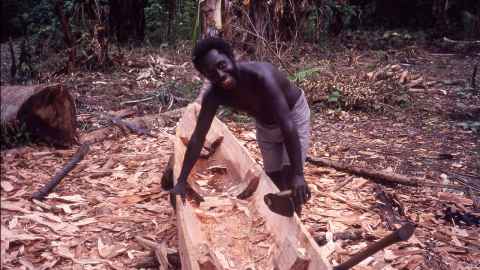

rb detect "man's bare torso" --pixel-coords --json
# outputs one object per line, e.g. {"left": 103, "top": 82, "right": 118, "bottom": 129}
{"left": 206, "top": 61, "right": 302, "bottom": 125}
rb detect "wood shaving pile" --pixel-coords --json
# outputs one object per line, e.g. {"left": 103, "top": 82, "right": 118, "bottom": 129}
{"left": 1, "top": 129, "right": 177, "bottom": 269}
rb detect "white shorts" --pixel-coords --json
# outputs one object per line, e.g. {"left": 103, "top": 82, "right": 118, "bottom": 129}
{"left": 255, "top": 91, "right": 311, "bottom": 172}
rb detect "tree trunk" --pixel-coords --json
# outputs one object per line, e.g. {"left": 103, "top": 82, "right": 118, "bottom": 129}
{"left": 93, "top": 1, "right": 111, "bottom": 67}
{"left": 8, "top": 38, "right": 16, "bottom": 83}
{"left": 248, "top": 0, "right": 310, "bottom": 41}
{"left": 92, "top": 23, "right": 110, "bottom": 67}
{"left": 201, "top": 0, "right": 222, "bottom": 38}
{"left": 432, "top": 0, "right": 450, "bottom": 35}
{"left": 54, "top": 0, "right": 76, "bottom": 73}
{"left": 0, "top": 84, "right": 77, "bottom": 147}
{"left": 135, "top": 0, "right": 145, "bottom": 42}
{"left": 167, "top": 0, "right": 177, "bottom": 44}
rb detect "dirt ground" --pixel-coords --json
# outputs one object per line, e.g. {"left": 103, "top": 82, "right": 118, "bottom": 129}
{"left": 1, "top": 36, "right": 479, "bottom": 269}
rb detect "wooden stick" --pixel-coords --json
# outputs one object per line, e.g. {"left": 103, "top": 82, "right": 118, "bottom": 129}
{"left": 120, "top": 96, "right": 156, "bottom": 105}
{"left": 443, "top": 37, "right": 480, "bottom": 45}
{"left": 32, "top": 143, "right": 90, "bottom": 200}
{"left": 307, "top": 156, "right": 465, "bottom": 190}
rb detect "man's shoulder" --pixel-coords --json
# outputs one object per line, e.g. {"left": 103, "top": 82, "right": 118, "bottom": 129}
{"left": 239, "top": 61, "right": 275, "bottom": 70}
{"left": 238, "top": 61, "right": 279, "bottom": 80}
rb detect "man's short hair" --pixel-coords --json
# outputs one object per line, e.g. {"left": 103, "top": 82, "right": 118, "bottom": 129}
{"left": 192, "top": 38, "right": 234, "bottom": 71}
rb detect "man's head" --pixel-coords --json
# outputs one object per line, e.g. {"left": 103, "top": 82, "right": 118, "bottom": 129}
{"left": 192, "top": 38, "right": 237, "bottom": 90}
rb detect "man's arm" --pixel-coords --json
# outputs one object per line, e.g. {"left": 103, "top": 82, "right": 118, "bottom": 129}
{"left": 261, "top": 76, "right": 310, "bottom": 205}
{"left": 173, "top": 89, "right": 219, "bottom": 198}
{"left": 262, "top": 79, "right": 303, "bottom": 175}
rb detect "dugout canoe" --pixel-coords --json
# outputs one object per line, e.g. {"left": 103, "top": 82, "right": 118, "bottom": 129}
{"left": 172, "top": 103, "right": 331, "bottom": 270}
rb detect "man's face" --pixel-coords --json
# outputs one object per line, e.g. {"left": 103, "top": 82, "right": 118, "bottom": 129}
{"left": 199, "top": 49, "right": 237, "bottom": 90}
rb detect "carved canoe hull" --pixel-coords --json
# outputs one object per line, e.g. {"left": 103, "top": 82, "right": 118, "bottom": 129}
{"left": 173, "top": 103, "right": 331, "bottom": 270}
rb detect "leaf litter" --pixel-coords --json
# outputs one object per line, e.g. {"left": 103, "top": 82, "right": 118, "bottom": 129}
{"left": 1, "top": 129, "right": 177, "bottom": 269}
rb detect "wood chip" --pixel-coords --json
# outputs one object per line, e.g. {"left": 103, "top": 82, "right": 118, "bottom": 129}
{"left": 1, "top": 181, "right": 14, "bottom": 192}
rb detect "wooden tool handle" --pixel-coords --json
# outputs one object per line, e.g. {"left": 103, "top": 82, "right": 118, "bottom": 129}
{"left": 333, "top": 223, "right": 416, "bottom": 270}
{"left": 276, "top": 189, "right": 293, "bottom": 197}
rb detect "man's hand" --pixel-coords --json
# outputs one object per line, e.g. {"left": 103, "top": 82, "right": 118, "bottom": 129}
{"left": 171, "top": 181, "right": 187, "bottom": 202}
{"left": 291, "top": 175, "right": 311, "bottom": 206}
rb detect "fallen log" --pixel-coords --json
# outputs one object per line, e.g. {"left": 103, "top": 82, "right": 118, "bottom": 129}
{"left": 306, "top": 156, "right": 465, "bottom": 190}
{"left": 32, "top": 143, "right": 90, "bottom": 200}
{"left": 1, "top": 84, "right": 77, "bottom": 147}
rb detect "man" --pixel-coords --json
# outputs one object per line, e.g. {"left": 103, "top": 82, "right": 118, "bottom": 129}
{"left": 172, "top": 37, "right": 311, "bottom": 211}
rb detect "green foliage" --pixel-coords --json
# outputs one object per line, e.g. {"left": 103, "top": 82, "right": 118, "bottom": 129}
{"left": 145, "top": 1, "right": 166, "bottom": 34}
{"left": 334, "top": 2, "right": 360, "bottom": 29}
{"left": 289, "top": 67, "right": 320, "bottom": 83}
{"left": 2, "top": 0, "right": 64, "bottom": 48}
{"left": 145, "top": 1, "right": 167, "bottom": 45}
{"left": 327, "top": 87, "right": 342, "bottom": 103}
{"left": 304, "top": 0, "right": 361, "bottom": 41}
{"left": 144, "top": 0, "right": 197, "bottom": 45}
{"left": 461, "top": 11, "right": 480, "bottom": 39}
{"left": 178, "top": 0, "right": 198, "bottom": 41}
{"left": 25, "top": 1, "right": 59, "bottom": 38}
{"left": 327, "top": 86, "right": 343, "bottom": 110}
{"left": 1, "top": 0, "right": 35, "bottom": 40}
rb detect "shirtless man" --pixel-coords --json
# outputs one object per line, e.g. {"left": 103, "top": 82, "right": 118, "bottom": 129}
{"left": 172, "top": 38, "right": 311, "bottom": 210}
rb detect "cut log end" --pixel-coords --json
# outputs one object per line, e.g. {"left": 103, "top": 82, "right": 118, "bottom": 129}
{"left": 1, "top": 84, "right": 77, "bottom": 147}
